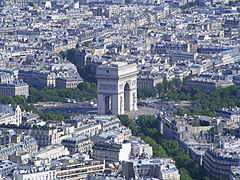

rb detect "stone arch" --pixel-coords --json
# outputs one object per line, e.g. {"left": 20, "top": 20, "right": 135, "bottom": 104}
{"left": 96, "top": 62, "right": 138, "bottom": 115}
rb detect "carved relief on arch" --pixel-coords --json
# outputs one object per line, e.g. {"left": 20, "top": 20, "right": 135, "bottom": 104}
{"left": 119, "top": 84, "right": 124, "bottom": 90}
{"left": 99, "top": 84, "right": 116, "bottom": 91}
{"left": 131, "top": 80, "right": 136, "bottom": 86}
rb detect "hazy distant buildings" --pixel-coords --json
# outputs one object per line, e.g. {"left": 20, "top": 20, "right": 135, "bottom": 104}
{"left": 55, "top": 76, "right": 83, "bottom": 89}
{"left": 186, "top": 76, "right": 233, "bottom": 92}
{"left": 18, "top": 68, "right": 82, "bottom": 89}
{"left": 137, "top": 75, "right": 163, "bottom": 89}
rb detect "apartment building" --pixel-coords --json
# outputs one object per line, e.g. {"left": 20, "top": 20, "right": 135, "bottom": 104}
{"left": 203, "top": 137, "right": 240, "bottom": 179}
{"left": 92, "top": 141, "right": 131, "bottom": 162}
{"left": 186, "top": 77, "right": 233, "bottom": 92}
{"left": 18, "top": 70, "right": 56, "bottom": 88}
{"left": 13, "top": 160, "right": 105, "bottom": 180}
{"left": 160, "top": 115, "right": 214, "bottom": 142}
{"left": 56, "top": 160, "right": 105, "bottom": 180}
{"left": 56, "top": 76, "right": 83, "bottom": 89}
{"left": 30, "top": 127, "right": 63, "bottom": 147}
{"left": 0, "top": 72, "right": 14, "bottom": 83}
{"left": 0, "top": 160, "right": 18, "bottom": 179}
{"left": 130, "top": 137, "right": 153, "bottom": 157}
{"left": 13, "top": 169, "right": 56, "bottom": 180}
{"left": 34, "top": 145, "right": 69, "bottom": 164}
{"left": 0, "top": 105, "right": 22, "bottom": 126}
{"left": 0, "top": 136, "right": 38, "bottom": 160}
{"left": 122, "top": 158, "right": 180, "bottom": 180}
{"left": 0, "top": 81, "right": 29, "bottom": 97}
{"left": 61, "top": 135, "right": 92, "bottom": 154}
{"left": 137, "top": 75, "right": 163, "bottom": 89}
{"left": 216, "top": 107, "right": 240, "bottom": 123}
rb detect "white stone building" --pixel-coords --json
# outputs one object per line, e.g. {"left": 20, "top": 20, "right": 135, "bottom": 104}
{"left": 56, "top": 160, "right": 105, "bottom": 179}
{"left": 92, "top": 141, "right": 131, "bottom": 162}
{"left": 122, "top": 158, "right": 180, "bottom": 180}
{"left": 0, "top": 105, "right": 22, "bottom": 126}
{"left": 130, "top": 137, "right": 153, "bottom": 157}
{"left": 34, "top": 145, "right": 69, "bottom": 165}
{"left": 13, "top": 169, "right": 56, "bottom": 180}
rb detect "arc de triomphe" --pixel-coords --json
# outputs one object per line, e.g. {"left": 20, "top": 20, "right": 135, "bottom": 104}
{"left": 96, "top": 62, "right": 138, "bottom": 115}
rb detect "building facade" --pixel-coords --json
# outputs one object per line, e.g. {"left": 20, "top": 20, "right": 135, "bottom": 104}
{"left": 0, "top": 160, "right": 18, "bottom": 179}
{"left": 56, "top": 76, "right": 83, "bottom": 89}
{"left": 13, "top": 169, "right": 56, "bottom": 180}
{"left": 137, "top": 75, "right": 163, "bottom": 89}
{"left": 0, "top": 81, "right": 29, "bottom": 97}
{"left": 122, "top": 158, "right": 180, "bottom": 180}
{"left": 92, "top": 141, "right": 131, "bottom": 162}
{"left": 0, "top": 136, "right": 38, "bottom": 160}
{"left": 56, "top": 160, "right": 105, "bottom": 180}
{"left": 61, "top": 135, "right": 92, "bottom": 154}
{"left": 203, "top": 137, "right": 240, "bottom": 179}
{"left": 186, "top": 77, "right": 233, "bottom": 92}
{"left": 0, "top": 105, "right": 22, "bottom": 126}
{"left": 34, "top": 145, "right": 69, "bottom": 164}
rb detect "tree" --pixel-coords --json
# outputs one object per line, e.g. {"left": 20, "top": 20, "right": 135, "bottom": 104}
{"left": 141, "top": 135, "right": 168, "bottom": 158}
{"left": 137, "top": 88, "right": 157, "bottom": 99}
{"left": 179, "top": 168, "right": 192, "bottom": 180}
{"left": 224, "top": 128, "right": 236, "bottom": 136}
{"left": 78, "top": 65, "right": 96, "bottom": 83}
{"left": 174, "top": 108, "right": 189, "bottom": 116}
{"left": 78, "top": 82, "right": 90, "bottom": 91}
{"left": 118, "top": 115, "right": 137, "bottom": 135}
{"left": 167, "top": 92, "right": 179, "bottom": 101}
{"left": 66, "top": 48, "right": 76, "bottom": 62}
{"left": 155, "top": 83, "right": 164, "bottom": 96}
{"left": 59, "top": 51, "right": 66, "bottom": 59}
{"left": 203, "top": 177, "right": 210, "bottom": 180}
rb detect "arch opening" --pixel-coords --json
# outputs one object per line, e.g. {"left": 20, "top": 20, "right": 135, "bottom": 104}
{"left": 124, "top": 83, "right": 130, "bottom": 112}
{"left": 105, "top": 96, "right": 112, "bottom": 114}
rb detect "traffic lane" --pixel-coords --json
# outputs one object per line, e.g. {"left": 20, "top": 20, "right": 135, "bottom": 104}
{"left": 42, "top": 106, "right": 97, "bottom": 114}
{"left": 143, "top": 101, "right": 192, "bottom": 114}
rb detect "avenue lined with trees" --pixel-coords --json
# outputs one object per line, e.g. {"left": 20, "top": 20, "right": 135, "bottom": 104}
{"left": 118, "top": 114, "right": 209, "bottom": 180}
